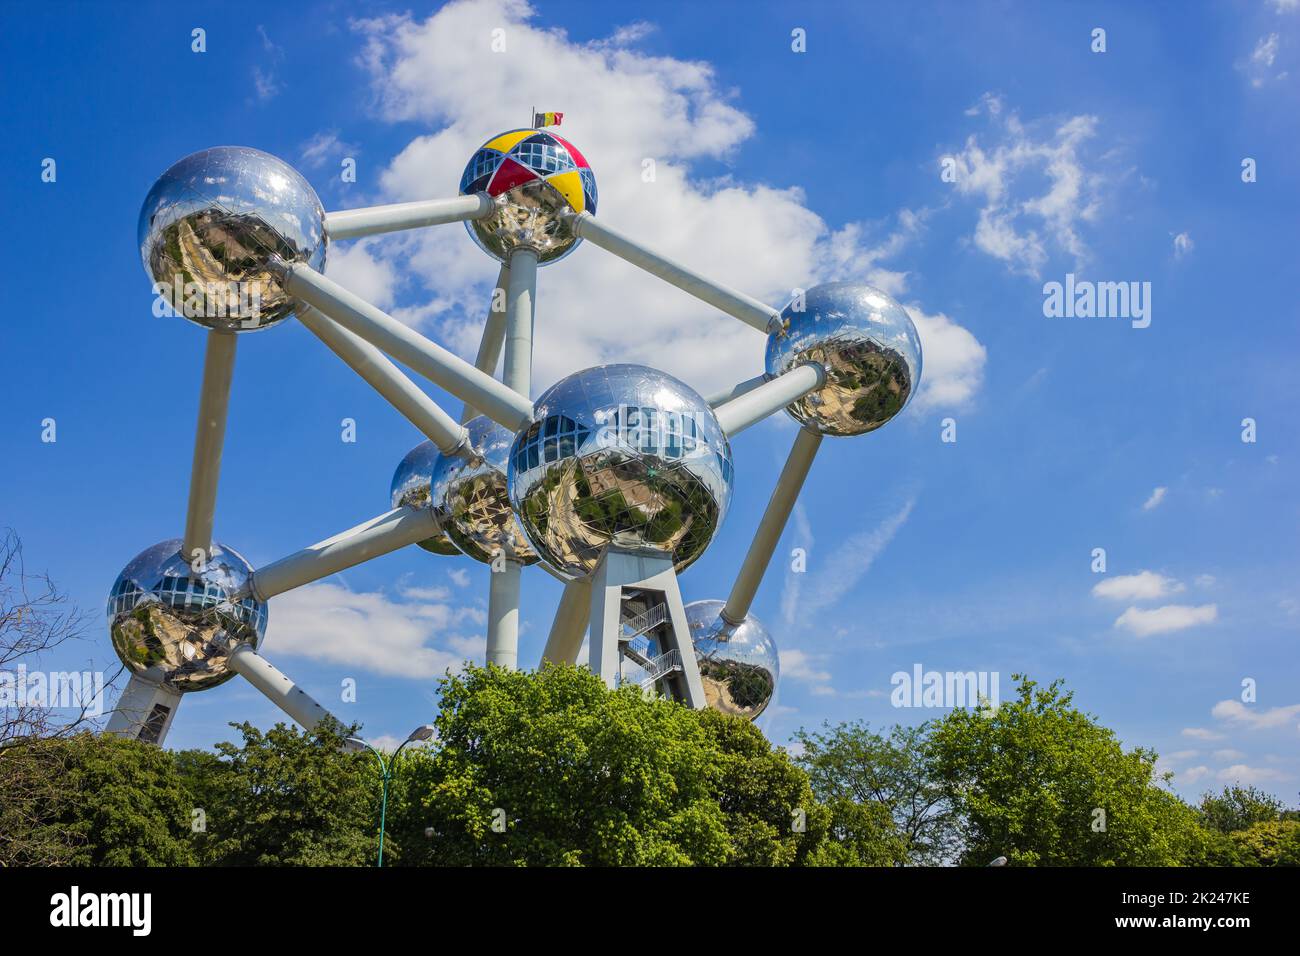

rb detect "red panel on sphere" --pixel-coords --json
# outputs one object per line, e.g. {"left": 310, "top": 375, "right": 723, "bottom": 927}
{"left": 488, "top": 157, "right": 537, "bottom": 195}
{"left": 552, "top": 134, "right": 588, "bottom": 169}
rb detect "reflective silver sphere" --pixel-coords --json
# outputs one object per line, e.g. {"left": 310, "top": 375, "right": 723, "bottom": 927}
{"left": 508, "top": 365, "right": 733, "bottom": 580}
{"left": 106, "top": 540, "right": 267, "bottom": 693}
{"left": 459, "top": 129, "right": 596, "bottom": 265}
{"left": 685, "top": 600, "right": 779, "bottom": 720}
{"left": 765, "top": 282, "right": 922, "bottom": 436}
{"left": 390, "top": 440, "right": 460, "bottom": 556}
{"left": 431, "top": 416, "right": 539, "bottom": 566}
{"left": 139, "top": 146, "right": 327, "bottom": 332}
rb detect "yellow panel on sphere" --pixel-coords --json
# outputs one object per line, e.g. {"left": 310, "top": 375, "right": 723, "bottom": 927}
{"left": 483, "top": 129, "right": 536, "bottom": 154}
{"left": 547, "top": 170, "right": 585, "bottom": 213}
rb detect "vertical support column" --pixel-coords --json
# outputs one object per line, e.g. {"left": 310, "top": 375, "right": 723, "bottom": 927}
{"left": 182, "top": 330, "right": 237, "bottom": 565}
{"left": 485, "top": 248, "right": 537, "bottom": 670}
{"left": 587, "top": 562, "right": 623, "bottom": 688}
{"left": 503, "top": 248, "right": 538, "bottom": 400}
{"left": 106, "top": 675, "right": 183, "bottom": 746}
{"left": 722, "top": 426, "right": 822, "bottom": 624}
{"left": 540, "top": 579, "right": 592, "bottom": 666}
{"left": 462, "top": 263, "right": 511, "bottom": 423}
{"left": 486, "top": 561, "right": 522, "bottom": 670}
{"left": 587, "top": 548, "right": 706, "bottom": 709}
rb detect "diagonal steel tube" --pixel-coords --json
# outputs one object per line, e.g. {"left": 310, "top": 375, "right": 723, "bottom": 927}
{"left": 183, "top": 330, "right": 238, "bottom": 564}
{"left": 324, "top": 193, "right": 493, "bottom": 241}
{"left": 461, "top": 263, "right": 511, "bottom": 423}
{"left": 540, "top": 579, "right": 592, "bottom": 667}
{"left": 298, "top": 305, "right": 467, "bottom": 454}
{"left": 229, "top": 645, "right": 361, "bottom": 750}
{"left": 563, "top": 211, "right": 781, "bottom": 334}
{"left": 713, "top": 363, "right": 824, "bottom": 437}
{"left": 246, "top": 506, "right": 439, "bottom": 602}
{"left": 721, "top": 425, "right": 822, "bottom": 625}
{"left": 281, "top": 263, "right": 534, "bottom": 432}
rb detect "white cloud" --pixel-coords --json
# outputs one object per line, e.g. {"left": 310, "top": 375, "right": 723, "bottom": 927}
{"left": 1255, "top": 32, "right": 1280, "bottom": 68}
{"left": 947, "top": 98, "right": 1105, "bottom": 277}
{"left": 780, "top": 648, "right": 832, "bottom": 689}
{"left": 779, "top": 499, "right": 814, "bottom": 631}
{"left": 1092, "top": 570, "right": 1185, "bottom": 602}
{"left": 252, "top": 26, "right": 284, "bottom": 102}
{"left": 325, "top": 239, "right": 401, "bottom": 311}
{"left": 345, "top": 0, "right": 985, "bottom": 405}
{"left": 1241, "top": 32, "right": 1286, "bottom": 88}
{"left": 1217, "top": 764, "right": 1289, "bottom": 785}
{"left": 908, "top": 307, "right": 987, "bottom": 410}
{"left": 1213, "top": 749, "right": 1246, "bottom": 761}
{"left": 446, "top": 567, "right": 471, "bottom": 588}
{"left": 301, "top": 130, "right": 353, "bottom": 169}
{"left": 1211, "top": 699, "right": 1300, "bottom": 730}
{"left": 1142, "top": 486, "right": 1167, "bottom": 511}
{"left": 266, "top": 581, "right": 483, "bottom": 677}
{"left": 1180, "top": 765, "right": 1212, "bottom": 784}
{"left": 1195, "top": 574, "right": 1216, "bottom": 589}
{"left": 1114, "top": 603, "right": 1217, "bottom": 637}
{"left": 400, "top": 583, "right": 452, "bottom": 602}
{"left": 1172, "top": 231, "right": 1193, "bottom": 258}
{"left": 1273, "top": 0, "right": 1298, "bottom": 12}
{"left": 1182, "top": 727, "right": 1226, "bottom": 741}
{"left": 793, "top": 497, "right": 915, "bottom": 622}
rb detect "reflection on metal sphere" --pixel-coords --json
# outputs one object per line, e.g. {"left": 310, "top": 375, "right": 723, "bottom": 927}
{"left": 459, "top": 129, "right": 596, "bottom": 265}
{"left": 765, "top": 282, "right": 922, "bottom": 436}
{"left": 138, "top": 146, "right": 327, "bottom": 332}
{"left": 106, "top": 540, "right": 267, "bottom": 693}
{"left": 431, "top": 416, "right": 539, "bottom": 566}
{"left": 685, "top": 599, "right": 778, "bottom": 720}
{"left": 390, "top": 440, "right": 460, "bottom": 556}
{"left": 508, "top": 365, "right": 733, "bottom": 580}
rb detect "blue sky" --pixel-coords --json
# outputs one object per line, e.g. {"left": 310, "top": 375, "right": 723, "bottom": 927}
{"left": 1, "top": 0, "right": 1297, "bottom": 801}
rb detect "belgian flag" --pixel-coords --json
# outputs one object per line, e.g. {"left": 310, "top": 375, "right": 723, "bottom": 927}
{"left": 532, "top": 110, "right": 563, "bottom": 128}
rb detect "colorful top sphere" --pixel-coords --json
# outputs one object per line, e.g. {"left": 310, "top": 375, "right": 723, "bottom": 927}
{"left": 459, "top": 129, "right": 597, "bottom": 264}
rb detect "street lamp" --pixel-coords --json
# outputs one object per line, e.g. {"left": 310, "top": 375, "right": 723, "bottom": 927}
{"left": 347, "top": 724, "right": 436, "bottom": 867}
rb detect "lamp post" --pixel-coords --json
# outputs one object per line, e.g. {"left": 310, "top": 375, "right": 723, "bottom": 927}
{"left": 347, "top": 724, "right": 435, "bottom": 867}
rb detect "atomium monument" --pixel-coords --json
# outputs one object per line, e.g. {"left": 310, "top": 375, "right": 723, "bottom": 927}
{"left": 106, "top": 126, "right": 921, "bottom": 747}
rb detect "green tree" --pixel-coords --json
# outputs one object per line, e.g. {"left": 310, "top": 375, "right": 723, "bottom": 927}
{"left": 1229, "top": 820, "right": 1300, "bottom": 866}
{"left": 794, "top": 721, "right": 955, "bottom": 864}
{"left": 0, "top": 529, "right": 99, "bottom": 866}
{"left": 1196, "top": 785, "right": 1285, "bottom": 833}
{"left": 697, "top": 707, "right": 827, "bottom": 866}
{"left": 926, "top": 675, "right": 1205, "bottom": 866}
{"left": 197, "top": 720, "right": 379, "bottom": 866}
{"left": 388, "top": 664, "right": 824, "bottom": 866}
{"left": 14, "top": 732, "right": 197, "bottom": 866}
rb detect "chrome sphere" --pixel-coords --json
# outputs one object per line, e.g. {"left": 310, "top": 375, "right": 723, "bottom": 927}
{"left": 459, "top": 129, "right": 596, "bottom": 265}
{"left": 685, "top": 599, "right": 779, "bottom": 720}
{"left": 508, "top": 365, "right": 733, "bottom": 580}
{"left": 390, "top": 440, "right": 459, "bottom": 556}
{"left": 106, "top": 540, "right": 267, "bottom": 693}
{"left": 138, "top": 146, "right": 327, "bottom": 332}
{"left": 765, "top": 282, "right": 922, "bottom": 436}
{"left": 431, "top": 416, "right": 539, "bottom": 566}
